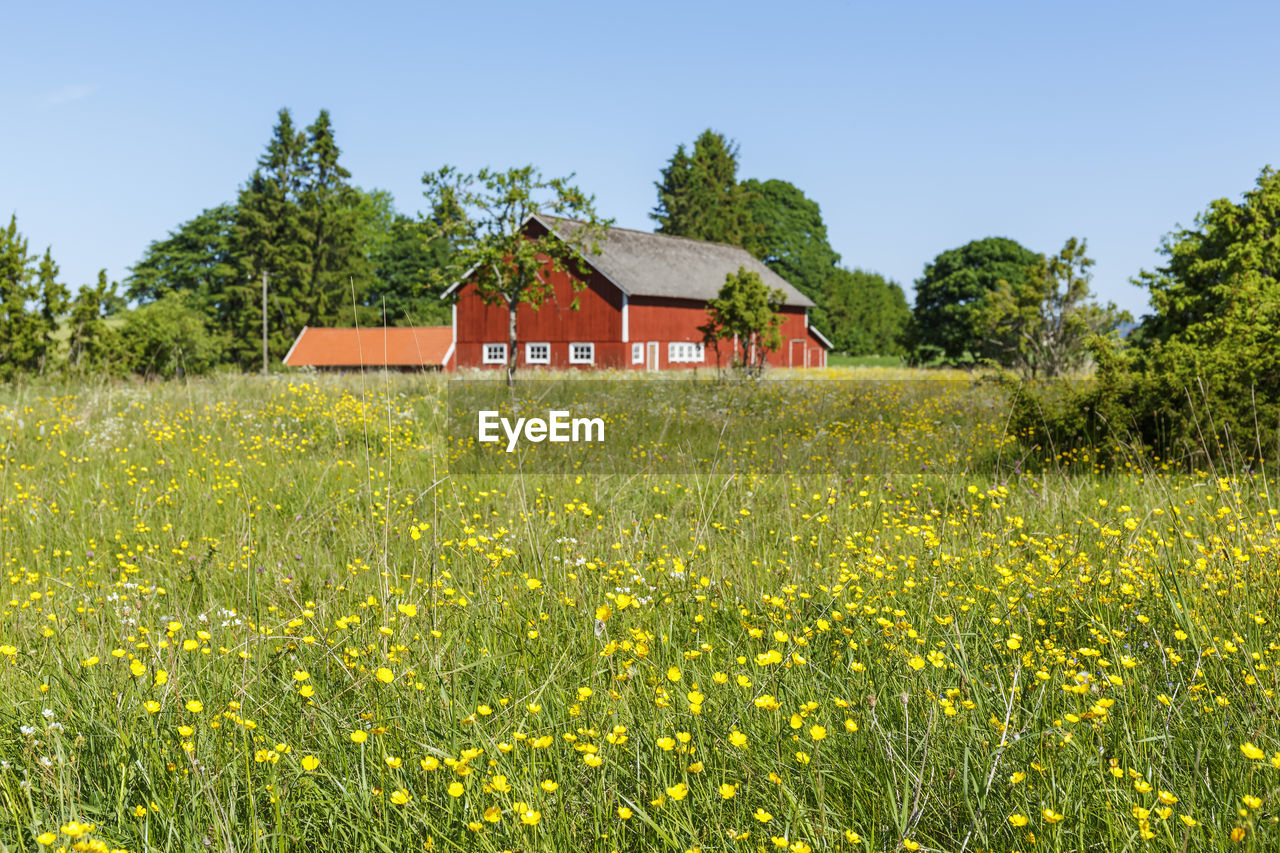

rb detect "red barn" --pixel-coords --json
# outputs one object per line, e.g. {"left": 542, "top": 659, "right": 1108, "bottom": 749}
{"left": 443, "top": 215, "right": 830, "bottom": 371}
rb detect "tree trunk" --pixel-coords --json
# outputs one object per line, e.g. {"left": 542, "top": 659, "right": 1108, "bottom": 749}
{"left": 507, "top": 298, "right": 518, "bottom": 388}
{"left": 261, "top": 271, "right": 269, "bottom": 377}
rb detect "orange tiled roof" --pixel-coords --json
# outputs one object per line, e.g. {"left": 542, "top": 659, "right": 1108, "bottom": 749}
{"left": 283, "top": 326, "right": 452, "bottom": 367}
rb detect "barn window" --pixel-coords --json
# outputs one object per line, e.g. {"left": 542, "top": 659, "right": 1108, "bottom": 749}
{"left": 525, "top": 342, "right": 550, "bottom": 364}
{"left": 569, "top": 342, "right": 595, "bottom": 364}
{"left": 632, "top": 342, "right": 644, "bottom": 364}
{"left": 668, "top": 342, "right": 704, "bottom": 363}
{"left": 483, "top": 343, "right": 507, "bottom": 364}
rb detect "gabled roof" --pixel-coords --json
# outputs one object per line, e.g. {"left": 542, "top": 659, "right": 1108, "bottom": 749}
{"left": 283, "top": 326, "right": 453, "bottom": 368}
{"left": 538, "top": 216, "right": 815, "bottom": 308}
{"left": 440, "top": 216, "right": 815, "bottom": 308}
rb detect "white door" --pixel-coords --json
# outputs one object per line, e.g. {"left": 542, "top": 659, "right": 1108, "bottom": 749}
{"left": 647, "top": 341, "right": 659, "bottom": 371}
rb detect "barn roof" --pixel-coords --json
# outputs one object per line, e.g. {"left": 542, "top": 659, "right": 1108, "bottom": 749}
{"left": 537, "top": 216, "right": 815, "bottom": 308}
{"left": 283, "top": 326, "right": 453, "bottom": 368}
{"left": 440, "top": 217, "right": 816, "bottom": 308}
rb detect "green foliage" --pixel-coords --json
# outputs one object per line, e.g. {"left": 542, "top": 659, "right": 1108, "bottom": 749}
{"left": 1015, "top": 166, "right": 1280, "bottom": 465}
{"left": 0, "top": 214, "right": 41, "bottom": 381}
{"left": 700, "top": 266, "right": 786, "bottom": 375}
{"left": 66, "top": 270, "right": 125, "bottom": 376}
{"left": 422, "top": 164, "right": 609, "bottom": 382}
{"left": 651, "top": 130, "right": 755, "bottom": 246}
{"left": 356, "top": 190, "right": 452, "bottom": 326}
{"left": 126, "top": 204, "right": 238, "bottom": 315}
{"left": 820, "top": 267, "right": 911, "bottom": 356}
{"left": 122, "top": 292, "right": 225, "bottom": 379}
{"left": 742, "top": 178, "right": 839, "bottom": 302}
{"left": 975, "top": 238, "right": 1128, "bottom": 378}
{"left": 228, "top": 108, "right": 369, "bottom": 368}
{"left": 35, "top": 249, "right": 69, "bottom": 375}
{"left": 908, "top": 237, "right": 1041, "bottom": 365}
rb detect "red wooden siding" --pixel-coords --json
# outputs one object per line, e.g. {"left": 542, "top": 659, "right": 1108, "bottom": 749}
{"left": 450, "top": 244, "right": 828, "bottom": 371}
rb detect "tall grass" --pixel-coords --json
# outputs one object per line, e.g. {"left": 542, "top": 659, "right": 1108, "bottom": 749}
{"left": 0, "top": 371, "right": 1277, "bottom": 852}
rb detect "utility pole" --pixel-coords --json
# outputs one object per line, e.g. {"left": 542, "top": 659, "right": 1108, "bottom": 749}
{"left": 261, "top": 271, "right": 269, "bottom": 377}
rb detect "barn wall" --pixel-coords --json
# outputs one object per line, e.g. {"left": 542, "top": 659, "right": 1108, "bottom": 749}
{"left": 628, "top": 300, "right": 825, "bottom": 370}
{"left": 453, "top": 258, "right": 624, "bottom": 369}
{"left": 450, "top": 242, "right": 829, "bottom": 370}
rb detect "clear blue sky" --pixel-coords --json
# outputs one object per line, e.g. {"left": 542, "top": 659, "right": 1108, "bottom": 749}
{"left": 3, "top": 1, "right": 1278, "bottom": 317}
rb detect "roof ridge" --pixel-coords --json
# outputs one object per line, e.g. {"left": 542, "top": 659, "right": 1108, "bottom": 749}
{"left": 541, "top": 214, "right": 759, "bottom": 256}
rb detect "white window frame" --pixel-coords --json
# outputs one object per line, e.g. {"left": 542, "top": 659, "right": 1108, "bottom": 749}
{"left": 569, "top": 342, "right": 595, "bottom": 365}
{"left": 668, "top": 341, "right": 705, "bottom": 363}
{"left": 632, "top": 342, "right": 644, "bottom": 364}
{"left": 525, "top": 342, "right": 550, "bottom": 365}
{"left": 482, "top": 342, "right": 507, "bottom": 364}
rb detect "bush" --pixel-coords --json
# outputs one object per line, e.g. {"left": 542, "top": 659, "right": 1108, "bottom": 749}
{"left": 122, "top": 292, "right": 225, "bottom": 379}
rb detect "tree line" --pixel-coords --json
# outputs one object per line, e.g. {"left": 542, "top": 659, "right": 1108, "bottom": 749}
{"left": 2, "top": 112, "right": 1275, "bottom": 404}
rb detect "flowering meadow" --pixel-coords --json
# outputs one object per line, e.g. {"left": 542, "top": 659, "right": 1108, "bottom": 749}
{"left": 1, "top": 371, "right": 1278, "bottom": 852}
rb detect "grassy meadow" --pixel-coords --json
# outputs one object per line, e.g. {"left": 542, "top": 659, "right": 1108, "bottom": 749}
{"left": 1, "top": 369, "right": 1278, "bottom": 852}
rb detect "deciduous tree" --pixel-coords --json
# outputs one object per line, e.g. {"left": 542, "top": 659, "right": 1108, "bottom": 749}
{"left": 821, "top": 267, "right": 911, "bottom": 356}
{"left": 701, "top": 266, "right": 786, "bottom": 376}
{"left": 976, "top": 238, "right": 1126, "bottom": 378}
{"left": 908, "top": 237, "right": 1040, "bottom": 365}
{"left": 422, "top": 165, "right": 609, "bottom": 384}
{"left": 742, "top": 178, "right": 839, "bottom": 302}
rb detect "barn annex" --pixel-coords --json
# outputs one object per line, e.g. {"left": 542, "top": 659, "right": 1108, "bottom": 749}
{"left": 443, "top": 215, "right": 831, "bottom": 371}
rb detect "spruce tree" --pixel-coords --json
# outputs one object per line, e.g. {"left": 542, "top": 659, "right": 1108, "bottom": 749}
{"left": 651, "top": 130, "right": 755, "bottom": 246}
{"left": 0, "top": 214, "right": 40, "bottom": 381}
{"left": 230, "top": 108, "right": 368, "bottom": 368}
{"left": 67, "top": 270, "right": 123, "bottom": 375}
{"left": 230, "top": 108, "right": 311, "bottom": 367}
{"left": 35, "top": 248, "right": 69, "bottom": 374}
{"left": 299, "top": 109, "right": 368, "bottom": 325}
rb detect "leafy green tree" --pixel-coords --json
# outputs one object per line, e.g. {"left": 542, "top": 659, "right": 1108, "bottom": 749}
{"left": 1014, "top": 166, "right": 1280, "bottom": 464}
{"left": 742, "top": 178, "right": 840, "bottom": 302}
{"left": 66, "top": 270, "right": 124, "bottom": 375}
{"left": 422, "top": 164, "right": 610, "bottom": 384}
{"left": 123, "top": 292, "right": 225, "bottom": 379}
{"left": 651, "top": 130, "right": 755, "bottom": 246}
{"left": 700, "top": 266, "right": 786, "bottom": 375}
{"left": 976, "top": 238, "right": 1127, "bottom": 378}
{"left": 354, "top": 189, "right": 452, "bottom": 325}
{"left": 821, "top": 267, "right": 911, "bottom": 356}
{"left": 908, "top": 237, "right": 1041, "bottom": 365}
{"left": 0, "top": 214, "right": 40, "bottom": 381}
{"left": 365, "top": 214, "right": 452, "bottom": 325}
{"left": 35, "top": 248, "right": 70, "bottom": 375}
{"left": 126, "top": 204, "right": 238, "bottom": 316}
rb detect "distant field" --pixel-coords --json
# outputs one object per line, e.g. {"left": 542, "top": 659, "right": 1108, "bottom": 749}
{"left": 826, "top": 354, "right": 906, "bottom": 368}
{"left": 0, "top": 370, "right": 1276, "bottom": 852}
